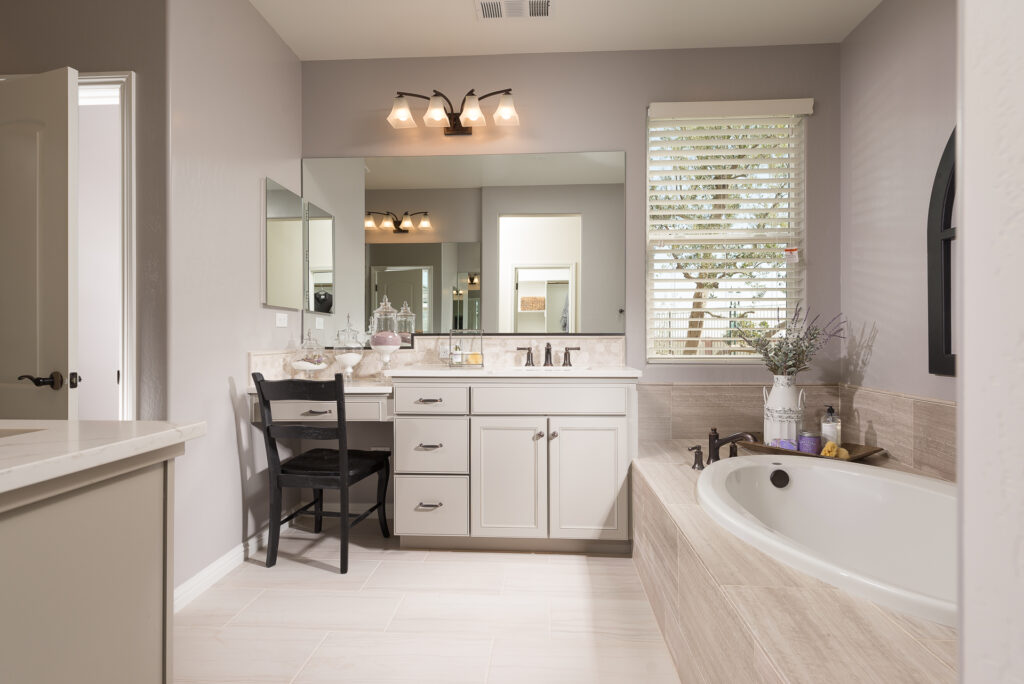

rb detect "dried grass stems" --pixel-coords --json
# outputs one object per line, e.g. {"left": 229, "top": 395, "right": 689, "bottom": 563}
{"left": 737, "top": 306, "right": 845, "bottom": 376}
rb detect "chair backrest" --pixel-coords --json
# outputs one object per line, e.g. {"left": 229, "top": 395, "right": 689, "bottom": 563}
{"left": 252, "top": 372, "right": 348, "bottom": 474}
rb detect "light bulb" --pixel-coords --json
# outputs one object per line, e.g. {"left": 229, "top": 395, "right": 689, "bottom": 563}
{"left": 386, "top": 96, "right": 417, "bottom": 129}
{"left": 418, "top": 213, "right": 432, "bottom": 230}
{"left": 459, "top": 94, "right": 486, "bottom": 127}
{"left": 364, "top": 214, "right": 377, "bottom": 230}
{"left": 493, "top": 92, "right": 520, "bottom": 126}
{"left": 379, "top": 214, "right": 395, "bottom": 230}
{"left": 423, "top": 95, "right": 448, "bottom": 127}
{"left": 399, "top": 213, "right": 414, "bottom": 230}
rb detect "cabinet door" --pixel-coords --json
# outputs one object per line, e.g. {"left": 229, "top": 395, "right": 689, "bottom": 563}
{"left": 548, "top": 416, "right": 629, "bottom": 540}
{"left": 470, "top": 416, "right": 548, "bottom": 538}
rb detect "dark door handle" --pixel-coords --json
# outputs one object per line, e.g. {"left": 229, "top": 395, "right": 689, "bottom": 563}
{"left": 18, "top": 372, "right": 64, "bottom": 390}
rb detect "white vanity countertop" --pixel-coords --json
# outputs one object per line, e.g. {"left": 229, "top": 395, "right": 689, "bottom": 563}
{"left": 245, "top": 381, "right": 392, "bottom": 395}
{"left": 386, "top": 366, "right": 643, "bottom": 379}
{"left": 0, "top": 420, "right": 206, "bottom": 495}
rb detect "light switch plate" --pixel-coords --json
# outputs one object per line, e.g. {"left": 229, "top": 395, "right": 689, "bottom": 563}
{"left": 315, "top": 317, "right": 324, "bottom": 330}
{"left": 275, "top": 313, "right": 288, "bottom": 328}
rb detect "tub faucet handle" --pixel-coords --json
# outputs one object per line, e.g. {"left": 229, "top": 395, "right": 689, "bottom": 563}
{"left": 688, "top": 444, "right": 704, "bottom": 471}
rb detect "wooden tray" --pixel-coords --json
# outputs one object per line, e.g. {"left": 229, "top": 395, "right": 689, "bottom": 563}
{"left": 739, "top": 441, "right": 885, "bottom": 462}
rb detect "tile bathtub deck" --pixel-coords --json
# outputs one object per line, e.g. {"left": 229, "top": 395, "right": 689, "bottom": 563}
{"left": 174, "top": 521, "right": 679, "bottom": 683}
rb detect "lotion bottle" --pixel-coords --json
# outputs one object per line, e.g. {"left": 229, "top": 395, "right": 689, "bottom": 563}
{"left": 821, "top": 405, "right": 842, "bottom": 445}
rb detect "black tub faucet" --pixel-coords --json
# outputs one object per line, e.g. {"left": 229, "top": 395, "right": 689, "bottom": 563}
{"left": 688, "top": 444, "right": 704, "bottom": 470}
{"left": 707, "top": 427, "right": 757, "bottom": 465}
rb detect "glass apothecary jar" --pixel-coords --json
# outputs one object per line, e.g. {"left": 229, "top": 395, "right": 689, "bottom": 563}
{"left": 397, "top": 301, "right": 416, "bottom": 346}
{"left": 448, "top": 329, "right": 484, "bottom": 367}
{"left": 369, "top": 296, "right": 402, "bottom": 373}
{"left": 291, "top": 329, "right": 329, "bottom": 378}
{"left": 334, "top": 314, "right": 365, "bottom": 382}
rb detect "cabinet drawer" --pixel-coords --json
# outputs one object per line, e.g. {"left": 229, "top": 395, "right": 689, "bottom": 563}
{"left": 394, "top": 385, "right": 469, "bottom": 415}
{"left": 471, "top": 385, "right": 627, "bottom": 415}
{"left": 395, "top": 417, "right": 469, "bottom": 473}
{"left": 394, "top": 475, "right": 469, "bottom": 536}
{"left": 268, "top": 400, "right": 338, "bottom": 421}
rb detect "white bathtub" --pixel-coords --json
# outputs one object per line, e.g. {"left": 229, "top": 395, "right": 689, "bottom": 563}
{"left": 696, "top": 454, "right": 957, "bottom": 626}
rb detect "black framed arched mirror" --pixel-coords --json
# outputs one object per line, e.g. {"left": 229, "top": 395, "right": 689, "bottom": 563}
{"left": 927, "top": 129, "right": 956, "bottom": 376}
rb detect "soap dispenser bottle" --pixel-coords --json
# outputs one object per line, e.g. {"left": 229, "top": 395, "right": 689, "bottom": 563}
{"left": 821, "top": 405, "right": 842, "bottom": 445}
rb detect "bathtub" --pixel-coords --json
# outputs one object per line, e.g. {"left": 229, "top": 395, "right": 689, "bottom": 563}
{"left": 696, "top": 454, "right": 957, "bottom": 626}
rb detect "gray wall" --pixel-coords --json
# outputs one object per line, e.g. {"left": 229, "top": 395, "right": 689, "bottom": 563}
{"left": 481, "top": 183, "right": 626, "bottom": 333}
{"left": 839, "top": 0, "right": 957, "bottom": 401}
{"left": 0, "top": 0, "right": 169, "bottom": 418}
{"left": 302, "top": 46, "right": 842, "bottom": 383}
{"left": 167, "top": 0, "right": 302, "bottom": 586}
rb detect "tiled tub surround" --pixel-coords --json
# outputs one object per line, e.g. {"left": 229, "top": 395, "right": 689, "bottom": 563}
{"left": 637, "top": 383, "right": 956, "bottom": 482}
{"left": 249, "top": 335, "right": 626, "bottom": 383}
{"left": 633, "top": 440, "right": 958, "bottom": 683}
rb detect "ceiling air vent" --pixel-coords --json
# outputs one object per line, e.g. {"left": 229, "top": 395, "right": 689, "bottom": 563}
{"left": 476, "top": 0, "right": 551, "bottom": 19}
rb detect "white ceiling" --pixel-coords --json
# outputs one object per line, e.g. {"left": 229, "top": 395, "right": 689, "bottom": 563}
{"left": 249, "top": 0, "right": 881, "bottom": 61}
{"left": 363, "top": 152, "right": 625, "bottom": 190}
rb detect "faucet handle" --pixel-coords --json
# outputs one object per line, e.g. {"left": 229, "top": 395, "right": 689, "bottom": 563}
{"left": 688, "top": 444, "right": 704, "bottom": 471}
{"left": 516, "top": 346, "right": 535, "bottom": 367}
{"left": 561, "top": 346, "right": 581, "bottom": 367}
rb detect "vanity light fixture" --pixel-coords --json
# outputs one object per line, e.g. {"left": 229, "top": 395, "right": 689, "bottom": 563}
{"left": 365, "top": 211, "right": 431, "bottom": 234}
{"left": 386, "top": 88, "right": 519, "bottom": 136}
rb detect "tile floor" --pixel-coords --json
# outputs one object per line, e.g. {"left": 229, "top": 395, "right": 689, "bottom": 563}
{"left": 174, "top": 520, "right": 679, "bottom": 683}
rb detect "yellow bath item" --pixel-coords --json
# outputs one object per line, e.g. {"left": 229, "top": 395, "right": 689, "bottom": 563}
{"left": 836, "top": 447, "right": 852, "bottom": 460}
{"left": 820, "top": 441, "right": 839, "bottom": 457}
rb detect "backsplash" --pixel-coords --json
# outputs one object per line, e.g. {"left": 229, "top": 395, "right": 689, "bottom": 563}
{"left": 637, "top": 382, "right": 957, "bottom": 482}
{"left": 249, "top": 335, "right": 626, "bottom": 383}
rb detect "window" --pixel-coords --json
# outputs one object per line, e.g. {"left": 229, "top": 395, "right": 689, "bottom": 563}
{"left": 646, "top": 99, "right": 812, "bottom": 361}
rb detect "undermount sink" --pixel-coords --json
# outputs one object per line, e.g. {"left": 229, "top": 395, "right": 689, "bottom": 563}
{"left": 0, "top": 428, "right": 44, "bottom": 440}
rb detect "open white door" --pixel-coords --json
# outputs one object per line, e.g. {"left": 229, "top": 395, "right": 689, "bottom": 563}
{"left": 0, "top": 67, "right": 78, "bottom": 419}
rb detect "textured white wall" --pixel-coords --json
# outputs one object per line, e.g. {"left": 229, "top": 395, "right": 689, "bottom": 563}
{"left": 839, "top": 0, "right": 957, "bottom": 401}
{"left": 302, "top": 46, "right": 842, "bottom": 383}
{"left": 167, "top": 0, "right": 302, "bottom": 587}
{"left": 960, "top": 0, "right": 1024, "bottom": 678}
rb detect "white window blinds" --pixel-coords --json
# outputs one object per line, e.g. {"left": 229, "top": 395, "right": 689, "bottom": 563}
{"left": 646, "top": 100, "right": 811, "bottom": 361}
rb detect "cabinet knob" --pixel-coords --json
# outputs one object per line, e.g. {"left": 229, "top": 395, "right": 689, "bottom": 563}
{"left": 535, "top": 431, "right": 545, "bottom": 440}
{"left": 549, "top": 431, "right": 559, "bottom": 439}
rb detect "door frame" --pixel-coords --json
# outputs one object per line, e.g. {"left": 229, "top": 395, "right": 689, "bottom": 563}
{"left": 79, "top": 72, "right": 137, "bottom": 419}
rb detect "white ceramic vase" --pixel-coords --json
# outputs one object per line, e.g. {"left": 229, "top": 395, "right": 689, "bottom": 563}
{"left": 763, "top": 375, "right": 805, "bottom": 445}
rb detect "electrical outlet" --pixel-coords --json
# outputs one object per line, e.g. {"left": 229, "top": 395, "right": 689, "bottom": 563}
{"left": 275, "top": 312, "right": 288, "bottom": 328}
{"left": 315, "top": 317, "right": 324, "bottom": 330}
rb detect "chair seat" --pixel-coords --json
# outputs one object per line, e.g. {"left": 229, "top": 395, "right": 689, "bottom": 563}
{"left": 281, "top": 448, "right": 390, "bottom": 481}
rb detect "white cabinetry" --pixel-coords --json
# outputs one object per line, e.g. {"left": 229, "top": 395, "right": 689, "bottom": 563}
{"left": 470, "top": 416, "right": 548, "bottom": 538}
{"left": 392, "top": 375, "right": 637, "bottom": 545}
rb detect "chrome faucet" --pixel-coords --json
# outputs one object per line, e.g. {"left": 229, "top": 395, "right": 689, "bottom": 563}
{"left": 516, "top": 346, "right": 535, "bottom": 367}
{"left": 543, "top": 342, "right": 554, "bottom": 367}
{"left": 707, "top": 427, "right": 757, "bottom": 465}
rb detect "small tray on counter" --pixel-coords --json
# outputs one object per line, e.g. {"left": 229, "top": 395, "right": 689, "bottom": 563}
{"left": 738, "top": 441, "right": 885, "bottom": 462}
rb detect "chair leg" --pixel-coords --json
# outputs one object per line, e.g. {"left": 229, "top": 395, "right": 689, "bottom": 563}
{"left": 339, "top": 478, "right": 350, "bottom": 574}
{"left": 313, "top": 489, "right": 324, "bottom": 533}
{"left": 377, "top": 466, "right": 391, "bottom": 538}
{"left": 267, "top": 483, "right": 282, "bottom": 568}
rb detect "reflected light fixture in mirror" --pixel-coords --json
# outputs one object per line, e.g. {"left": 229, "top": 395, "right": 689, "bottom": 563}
{"left": 386, "top": 88, "right": 518, "bottom": 136}
{"left": 365, "top": 210, "right": 431, "bottom": 234}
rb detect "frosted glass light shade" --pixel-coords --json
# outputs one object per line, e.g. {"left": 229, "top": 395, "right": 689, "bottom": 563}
{"left": 423, "top": 95, "right": 448, "bottom": 127}
{"left": 399, "top": 213, "right": 414, "bottom": 230}
{"left": 364, "top": 214, "right": 377, "bottom": 230}
{"left": 379, "top": 214, "right": 395, "bottom": 230}
{"left": 459, "top": 94, "right": 486, "bottom": 127}
{"left": 386, "top": 96, "right": 417, "bottom": 129}
{"left": 493, "top": 92, "right": 520, "bottom": 126}
{"left": 418, "top": 213, "right": 432, "bottom": 230}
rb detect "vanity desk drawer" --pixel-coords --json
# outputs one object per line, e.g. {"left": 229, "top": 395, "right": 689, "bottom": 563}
{"left": 395, "top": 417, "right": 469, "bottom": 473}
{"left": 260, "top": 397, "right": 390, "bottom": 422}
{"left": 268, "top": 400, "right": 338, "bottom": 421}
{"left": 394, "top": 385, "right": 469, "bottom": 415}
{"left": 394, "top": 475, "right": 469, "bottom": 536}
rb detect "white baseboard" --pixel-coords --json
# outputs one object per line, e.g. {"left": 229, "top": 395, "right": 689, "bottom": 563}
{"left": 173, "top": 502, "right": 393, "bottom": 613}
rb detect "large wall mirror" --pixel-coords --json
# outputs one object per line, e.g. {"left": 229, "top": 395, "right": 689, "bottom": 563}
{"left": 302, "top": 151, "right": 625, "bottom": 341}
{"left": 263, "top": 178, "right": 335, "bottom": 314}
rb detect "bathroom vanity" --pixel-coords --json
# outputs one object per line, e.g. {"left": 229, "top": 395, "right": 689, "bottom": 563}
{"left": 0, "top": 419, "right": 205, "bottom": 684}
{"left": 389, "top": 367, "right": 639, "bottom": 550}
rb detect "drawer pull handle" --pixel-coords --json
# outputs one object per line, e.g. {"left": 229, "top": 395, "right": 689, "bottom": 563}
{"left": 302, "top": 409, "right": 332, "bottom": 416}
{"left": 415, "top": 398, "right": 444, "bottom": 404}
{"left": 417, "top": 502, "right": 444, "bottom": 510}
{"left": 549, "top": 431, "right": 559, "bottom": 439}
{"left": 417, "top": 443, "right": 444, "bottom": 450}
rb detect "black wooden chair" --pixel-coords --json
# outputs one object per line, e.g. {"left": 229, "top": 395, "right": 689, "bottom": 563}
{"left": 252, "top": 372, "right": 390, "bottom": 573}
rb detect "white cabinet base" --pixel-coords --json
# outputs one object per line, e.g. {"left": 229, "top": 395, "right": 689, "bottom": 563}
{"left": 399, "top": 534, "right": 631, "bottom": 555}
